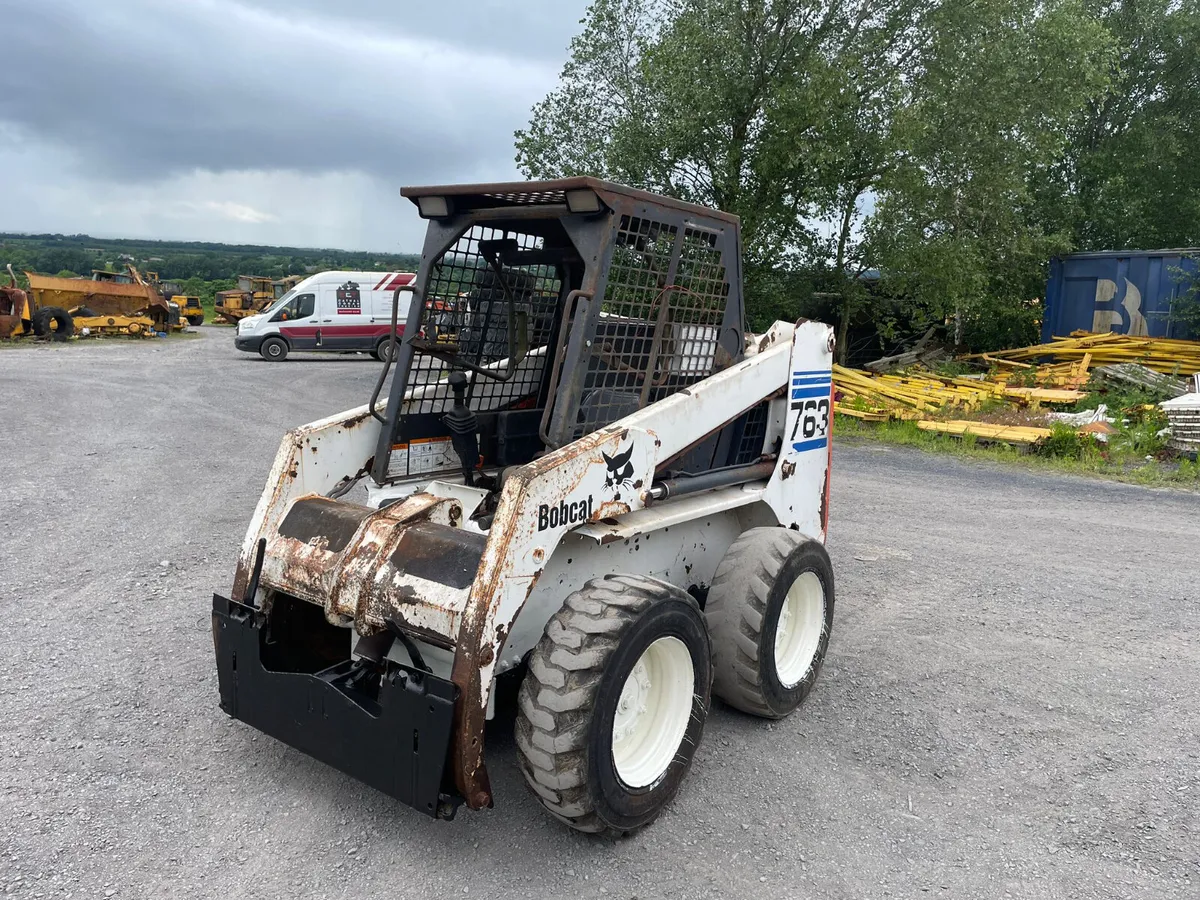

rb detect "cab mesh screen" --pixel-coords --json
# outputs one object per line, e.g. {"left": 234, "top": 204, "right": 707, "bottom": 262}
{"left": 565, "top": 217, "right": 729, "bottom": 442}
{"left": 402, "top": 226, "right": 562, "bottom": 415}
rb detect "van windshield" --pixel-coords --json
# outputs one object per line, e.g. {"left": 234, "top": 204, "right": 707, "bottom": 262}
{"left": 263, "top": 289, "right": 297, "bottom": 315}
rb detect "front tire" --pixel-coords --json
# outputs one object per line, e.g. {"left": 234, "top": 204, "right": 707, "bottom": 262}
{"left": 705, "top": 528, "right": 834, "bottom": 718}
{"left": 375, "top": 336, "right": 396, "bottom": 363}
{"left": 515, "top": 574, "right": 712, "bottom": 834}
{"left": 260, "top": 337, "right": 288, "bottom": 361}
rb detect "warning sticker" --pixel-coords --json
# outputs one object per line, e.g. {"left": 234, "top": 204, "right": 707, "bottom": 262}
{"left": 387, "top": 437, "right": 457, "bottom": 479}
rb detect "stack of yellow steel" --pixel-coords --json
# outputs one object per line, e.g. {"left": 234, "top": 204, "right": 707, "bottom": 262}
{"left": 916, "top": 420, "right": 1052, "bottom": 445}
{"left": 981, "top": 354, "right": 1093, "bottom": 389}
{"left": 832, "top": 365, "right": 1085, "bottom": 419}
{"left": 967, "top": 331, "right": 1200, "bottom": 375}
{"left": 834, "top": 365, "right": 999, "bottom": 413}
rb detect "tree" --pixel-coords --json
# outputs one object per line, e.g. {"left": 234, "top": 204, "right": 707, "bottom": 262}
{"left": 517, "top": 0, "right": 939, "bottom": 357}
{"left": 518, "top": 0, "right": 1118, "bottom": 357}
{"left": 865, "top": 0, "right": 1112, "bottom": 349}
{"left": 1033, "top": 0, "right": 1200, "bottom": 251}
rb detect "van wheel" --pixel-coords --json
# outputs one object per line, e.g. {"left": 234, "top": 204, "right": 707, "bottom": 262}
{"left": 375, "top": 336, "right": 396, "bottom": 363}
{"left": 515, "top": 574, "right": 711, "bottom": 834}
{"left": 260, "top": 337, "right": 289, "bottom": 361}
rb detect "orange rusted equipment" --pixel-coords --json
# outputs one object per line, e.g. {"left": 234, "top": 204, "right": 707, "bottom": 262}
{"left": 1, "top": 264, "right": 82, "bottom": 341}
{"left": 212, "top": 179, "right": 838, "bottom": 834}
{"left": 213, "top": 275, "right": 276, "bottom": 324}
{"left": 0, "top": 265, "right": 32, "bottom": 339}
{"left": 8, "top": 265, "right": 185, "bottom": 339}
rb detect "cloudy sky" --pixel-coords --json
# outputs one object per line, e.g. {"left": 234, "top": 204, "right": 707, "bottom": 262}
{"left": 0, "top": 0, "right": 590, "bottom": 252}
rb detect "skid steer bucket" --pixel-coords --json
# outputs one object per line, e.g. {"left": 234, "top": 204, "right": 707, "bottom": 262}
{"left": 213, "top": 592, "right": 460, "bottom": 818}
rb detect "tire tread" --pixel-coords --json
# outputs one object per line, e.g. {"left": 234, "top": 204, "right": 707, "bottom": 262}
{"left": 515, "top": 574, "right": 682, "bottom": 834}
{"left": 705, "top": 527, "right": 823, "bottom": 718}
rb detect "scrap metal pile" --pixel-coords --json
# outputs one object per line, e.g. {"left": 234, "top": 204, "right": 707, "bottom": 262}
{"left": 963, "top": 331, "right": 1200, "bottom": 374}
{"left": 834, "top": 330, "right": 1200, "bottom": 450}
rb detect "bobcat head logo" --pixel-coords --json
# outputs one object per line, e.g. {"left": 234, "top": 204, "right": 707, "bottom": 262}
{"left": 602, "top": 442, "right": 635, "bottom": 491}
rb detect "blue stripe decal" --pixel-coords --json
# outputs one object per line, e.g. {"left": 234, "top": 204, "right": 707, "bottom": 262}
{"left": 791, "top": 385, "right": 832, "bottom": 400}
{"left": 792, "top": 375, "right": 832, "bottom": 385}
{"left": 791, "top": 437, "right": 829, "bottom": 453}
{"left": 792, "top": 369, "right": 831, "bottom": 377}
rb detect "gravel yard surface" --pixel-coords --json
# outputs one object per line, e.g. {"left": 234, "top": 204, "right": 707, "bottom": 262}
{"left": 2, "top": 330, "right": 1197, "bottom": 899}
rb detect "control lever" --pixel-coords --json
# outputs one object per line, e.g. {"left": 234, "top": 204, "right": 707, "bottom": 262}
{"left": 443, "top": 372, "right": 479, "bottom": 487}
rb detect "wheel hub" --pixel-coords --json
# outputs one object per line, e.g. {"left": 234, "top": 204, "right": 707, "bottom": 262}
{"left": 610, "top": 636, "right": 694, "bottom": 789}
{"left": 773, "top": 570, "right": 825, "bottom": 689}
{"left": 612, "top": 659, "right": 651, "bottom": 743}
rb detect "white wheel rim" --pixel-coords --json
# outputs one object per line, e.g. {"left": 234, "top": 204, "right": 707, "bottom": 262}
{"left": 611, "top": 636, "right": 694, "bottom": 789}
{"left": 774, "top": 571, "right": 825, "bottom": 689}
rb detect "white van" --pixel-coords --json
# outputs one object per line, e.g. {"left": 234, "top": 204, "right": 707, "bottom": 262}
{"left": 234, "top": 270, "right": 415, "bottom": 361}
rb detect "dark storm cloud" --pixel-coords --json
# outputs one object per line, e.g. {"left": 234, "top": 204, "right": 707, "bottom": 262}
{"left": 1, "top": 0, "right": 585, "bottom": 183}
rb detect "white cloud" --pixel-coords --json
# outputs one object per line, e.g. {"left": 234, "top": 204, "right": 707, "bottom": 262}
{"left": 197, "top": 201, "right": 278, "bottom": 225}
{"left": 0, "top": 136, "right": 428, "bottom": 250}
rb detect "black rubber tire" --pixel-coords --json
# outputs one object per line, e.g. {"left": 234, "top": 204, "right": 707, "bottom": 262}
{"left": 260, "top": 337, "right": 289, "bottom": 361}
{"left": 375, "top": 336, "right": 396, "bottom": 363}
{"left": 515, "top": 574, "right": 712, "bottom": 834}
{"left": 705, "top": 528, "right": 835, "bottom": 719}
{"left": 187, "top": 314, "right": 204, "bottom": 326}
{"left": 32, "top": 306, "right": 74, "bottom": 341}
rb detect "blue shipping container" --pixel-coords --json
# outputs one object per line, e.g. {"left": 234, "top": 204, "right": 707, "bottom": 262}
{"left": 1043, "top": 250, "right": 1199, "bottom": 342}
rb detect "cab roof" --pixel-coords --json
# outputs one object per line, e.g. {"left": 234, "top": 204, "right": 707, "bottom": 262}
{"left": 401, "top": 177, "right": 740, "bottom": 227}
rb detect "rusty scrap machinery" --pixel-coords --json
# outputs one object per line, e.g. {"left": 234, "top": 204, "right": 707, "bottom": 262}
{"left": 212, "top": 178, "right": 837, "bottom": 832}
{"left": 1, "top": 264, "right": 185, "bottom": 340}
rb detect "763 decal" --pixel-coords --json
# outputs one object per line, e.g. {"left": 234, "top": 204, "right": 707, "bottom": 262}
{"left": 789, "top": 369, "right": 832, "bottom": 452}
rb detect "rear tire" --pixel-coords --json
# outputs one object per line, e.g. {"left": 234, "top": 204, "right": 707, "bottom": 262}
{"left": 32, "top": 306, "right": 74, "bottom": 341}
{"left": 375, "top": 336, "right": 396, "bottom": 363}
{"left": 705, "top": 528, "right": 834, "bottom": 718}
{"left": 515, "top": 574, "right": 711, "bottom": 834}
{"left": 187, "top": 314, "right": 204, "bottom": 326}
{"left": 260, "top": 337, "right": 288, "bottom": 361}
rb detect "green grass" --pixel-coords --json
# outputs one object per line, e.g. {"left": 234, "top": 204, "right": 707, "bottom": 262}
{"left": 834, "top": 414, "right": 1200, "bottom": 488}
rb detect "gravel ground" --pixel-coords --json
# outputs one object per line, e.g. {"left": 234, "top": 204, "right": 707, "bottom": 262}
{"left": 1, "top": 329, "right": 1197, "bottom": 900}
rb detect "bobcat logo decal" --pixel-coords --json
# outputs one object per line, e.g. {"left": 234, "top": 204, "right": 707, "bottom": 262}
{"left": 536, "top": 440, "right": 637, "bottom": 532}
{"left": 602, "top": 442, "right": 636, "bottom": 491}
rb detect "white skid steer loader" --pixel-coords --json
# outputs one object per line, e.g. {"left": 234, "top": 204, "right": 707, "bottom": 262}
{"left": 212, "top": 178, "right": 837, "bottom": 833}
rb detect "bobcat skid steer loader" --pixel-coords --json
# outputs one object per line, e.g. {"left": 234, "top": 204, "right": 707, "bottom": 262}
{"left": 212, "top": 178, "right": 837, "bottom": 833}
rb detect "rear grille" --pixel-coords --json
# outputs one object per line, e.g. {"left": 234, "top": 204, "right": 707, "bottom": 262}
{"left": 730, "top": 401, "right": 770, "bottom": 465}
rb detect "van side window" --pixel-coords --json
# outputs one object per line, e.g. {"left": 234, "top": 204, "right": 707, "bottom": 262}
{"left": 270, "top": 293, "right": 315, "bottom": 322}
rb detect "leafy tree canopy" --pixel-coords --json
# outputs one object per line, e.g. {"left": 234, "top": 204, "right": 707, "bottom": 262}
{"left": 517, "top": 0, "right": 1195, "bottom": 358}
